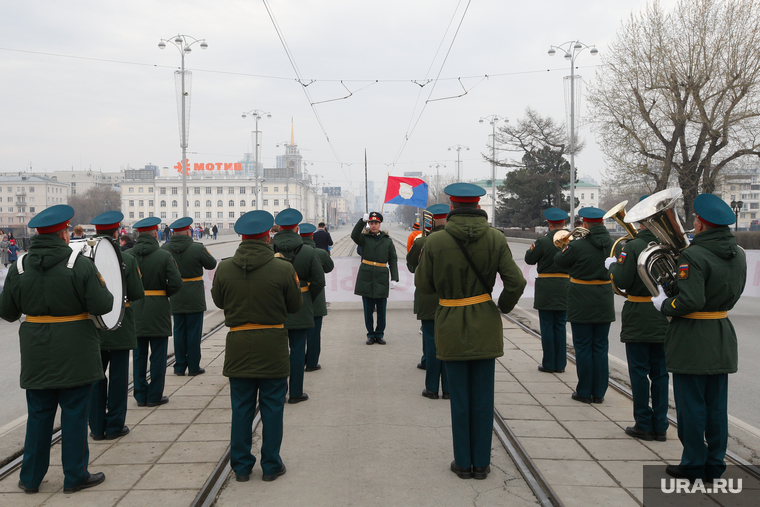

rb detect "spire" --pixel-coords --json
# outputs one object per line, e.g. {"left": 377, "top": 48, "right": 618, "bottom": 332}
{"left": 290, "top": 117, "right": 295, "bottom": 145}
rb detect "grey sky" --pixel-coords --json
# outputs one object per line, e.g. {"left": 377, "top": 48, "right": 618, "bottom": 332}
{"left": 0, "top": 0, "right": 678, "bottom": 199}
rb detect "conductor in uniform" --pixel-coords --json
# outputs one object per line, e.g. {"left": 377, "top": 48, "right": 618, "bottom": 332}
{"left": 651, "top": 193, "right": 746, "bottom": 482}
{"left": 1, "top": 205, "right": 113, "bottom": 493}
{"left": 88, "top": 211, "right": 145, "bottom": 441}
{"left": 606, "top": 196, "right": 669, "bottom": 442}
{"left": 416, "top": 183, "right": 526, "bottom": 480}
{"left": 127, "top": 216, "right": 183, "bottom": 407}
{"left": 212, "top": 210, "right": 302, "bottom": 482}
{"left": 524, "top": 208, "right": 569, "bottom": 374}
{"left": 554, "top": 207, "right": 615, "bottom": 404}
{"left": 162, "top": 216, "right": 217, "bottom": 376}
{"left": 272, "top": 209, "right": 325, "bottom": 403}
{"left": 299, "top": 222, "right": 334, "bottom": 372}
{"left": 351, "top": 211, "right": 399, "bottom": 345}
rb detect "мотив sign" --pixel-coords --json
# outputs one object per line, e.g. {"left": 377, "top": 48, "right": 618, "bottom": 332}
{"left": 175, "top": 160, "right": 243, "bottom": 175}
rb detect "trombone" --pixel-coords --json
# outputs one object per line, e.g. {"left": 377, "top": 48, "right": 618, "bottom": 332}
{"left": 553, "top": 227, "right": 590, "bottom": 248}
{"left": 603, "top": 201, "right": 638, "bottom": 297}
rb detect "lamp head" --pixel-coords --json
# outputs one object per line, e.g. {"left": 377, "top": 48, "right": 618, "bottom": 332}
{"left": 200, "top": 41, "right": 208, "bottom": 49}
{"left": 564, "top": 52, "right": 571, "bottom": 60}
{"left": 548, "top": 48, "right": 556, "bottom": 56}
{"left": 479, "top": 118, "right": 484, "bottom": 123}
{"left": 175, "top": 36, "right": 183, "bottom": 44}
{"left": 158, "top": 41, "right": 166, "bottom": 49}
{"left": 590, "top": 47, "right": 598, "bottom": 56}
{"left": 184, "top": 46, "right": 192, "bottom": 54}
{"left": 574, "top": 42, "right": 583, "bottom": 50}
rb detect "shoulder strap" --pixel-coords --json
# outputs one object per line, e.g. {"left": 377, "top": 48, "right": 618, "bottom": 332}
{"left": 445, "top": 231, "right": 493, "bottom": 295}
{"left": 66, "top": 248, "right": 80, "bottom": 269}
{"left": 16, "top": 253, "right": 27, "bottom": 274}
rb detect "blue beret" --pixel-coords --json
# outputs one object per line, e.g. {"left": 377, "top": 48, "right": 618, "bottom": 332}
{"left": 169, "top": 217, "right": 193, "bottom": 230}
{"left": 544, "top": 208, "right": 568, "bottom": 222}
{"left": 274, "top": 208, "right": 303, "bottom": 227}
{"left": 28, "top": 204, "right": 75, "bottom": 232}
{"left": 578, "top": 207, "right": 606, "bottom": 220}
{"left": 299, "top": 223, "right": 317, "bottom": 235}
{"left": 235, "top": 210, "right": 274, "bottom": 236}
{"left": 694, "top": 193, "right": 735, "bottom": 226}
{"left": 368, "top": 211, "right": 383, "bottom": 222}
{"left": 133, "top": 216, "right": 162, "bottom": 230}
{"left": 426, "top": 203, "right": 450, "bottom": 217}
{"left": 444, "top": 183, "right": 486, "bottom": 201}
{"left": 90, "top": 211, "right": 124, "bottom": 227}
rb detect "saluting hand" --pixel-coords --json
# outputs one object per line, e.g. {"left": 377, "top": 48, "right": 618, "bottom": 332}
{"left": 652, "top": 285, "right": 667, "bottom": 311}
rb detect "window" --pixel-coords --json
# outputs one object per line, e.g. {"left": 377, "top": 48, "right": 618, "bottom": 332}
{"left": 172, "top": 200, "right": 178, "bottom": 207}
{"left": 240, "top": 187, "right": 246, "bottom": 194}
{"left": 148, "top": 187, "right": 153, "bottom": 193}
{"left": 217, "top": 187, "right": 223, "bottom": 194}
{"left": 263, "top": 187, "right": 269, "bottom": 192}
{"left": 263, "top": 199, "right": 269, "bottom": 206}
{"left": 195, "top": 200, "right": 201, "bottom": 207}
{"left": 8, "top": 207, "right": 12, "bottom": 212}
{"left": 751, "top": 203, "right": 759, "bottom": 210}
{"left": 217, "top": 200, "right": 223, "bottom": 207}
{"left": 274, "top": 187, "right": 279, "bottom": 192}
{"left": 160, "top": 200, "right": 166, "bottom": 208}
{"left": 194, "top": 187, "right": 200, "bottom": 194}
{"left": 138, "top": 187, "right": 143, "bottom": 193}
{"left": 149, "top": 200, "right": 154, "bottom": 207}
{"left": 6, "top": 187, "right": 9, "bottom": 192}
{"left": 30, "top": 197, "right": 35, "bottom": 203}
{"left": 19, "top": 217, "right": 24, "bottom": 223}
{"left": 29, "top": 187, "right": 34, "bottom": 192}
{"left": 30, "top": 207, "right": 34, "bottom": 212}
{"left": 205, "top": 187, "right": 212, "bottom": 194}
{"left": 129, "top": 212, "right": 134, "bottom": 219}
{"left": 581, "top": 193, "right": 585, "bottom": 199}
{"left": 129, "top": 200, "right": 134, "bottom": 207}
{"left": 160, "top": 187, "right": 166, "bottom": 195}
{"left": 139, "top": 212, "right": 145, "bottom": 219}
{"left": 8, "top": 217, "right": 12, "bottom": 223}
{"left": 228, "top": 187, "right": 235, "bottom": 194}
{"left": 149, "top": 212, "right": 154, "bottom": 217}
{"left": 229, "top": 212, "right": 235, "bottom": 218}
{"left": 274, "top": 199, "right": 279, "bottom": 206}
{"left": 195, "top": 212, "right": 201, "bottom": 218}
{"left": 206, "top": 200, "right": 212, "bottom": 207}
{"left": 172, "top": 212, "right": 178, "bottom": 219}
{"left": 752, "top": 213, "right": 757, "bottom": 219}
{"left": 160, "top": 212, "right": 167, "bottom": 219}
{"left": 171, "top": 187, "right": 178, "bottom": 195}
{"left": 217, "top": 212, "right": 223, "bottom": 218}
{"left": 129, "top": 187, "right": 134, "bottom": 193}
{"left": 590, "top": 193, "right": 594, "bottom": 200}
{"left": 240, "top": 200, "right": 246, "bottom": 207}
{"left": 7, "top": 197, "right": 12, "bottom": 202}
{"left": 228, "top": 200, "right": 234, "bottom": 207}
{"left": 251, "top": 199, "right": 256, "bottom": 207}
{"left": 206, "top": 212, "right": 212, "bottom": 218}
{"left": 139, "top": 200, "right": 144, "bottom": 207}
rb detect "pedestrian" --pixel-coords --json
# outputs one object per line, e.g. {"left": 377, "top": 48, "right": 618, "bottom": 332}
{"left": 211, "top": 210, "right": 302, "bottom": 483}
{"left": 205, "top": 226, "right": 211, "bottom": 239}
{"left": 162, "top": 217, "right": 218, "bottom": 377}
{"left": 0, "top": 234, "right": 9, "bottom": 267}
{"left": 8, "top": 238, "right": 19, "bottom": 265}
{"left": 71, "top": 225, "right": 85, "bottom": 240}
{"left": 119, "top": 234, "right": 135, "bottom": 251}
{"left": 312, "top": 222, "right": 333, "bottom": 253}
{"left": 524, "top": 208, "right": 570, "bottom": 374}
{"left": 212, "top": 224, "right": 218, "bottom": 240}
{"left": 606, "top": 195, "right": 669, "bottom": 443}
{"left": 351, "top": 211, "right": 399, "bottom": 345}
{"left": 407, "top": 203, "right": 451, "bottom": 399}
{"left": 415, "top": 183, "right": 526, "bottom": 480}
{"left": 126, "top": 217, "right": 183, "bottom": 407}
{"left": 554, "top": 207, "right": 615, "bottom": 404}
{"left": 652, "top": 193, "right": 746, "bottom": 483}
{"left": 88, "top": 211, "right": 144, "bottom": 442}
{"left": 299, "top": 223, "right": 334, "bottom": 372}
{"left": 406, "top": 222, "right": 422, "bottom": 253}
{"left": 0, "top": 204, "right": 113, "bottom": 494}
{"left": 272, "top": 209, "right": 325, "bottom": 404}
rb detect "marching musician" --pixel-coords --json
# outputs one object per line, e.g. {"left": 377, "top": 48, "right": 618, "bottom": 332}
{"left": 554, "top": 207, "right": 615, "bottom": 404}
{"left": 606, "top": 197, "right": 669, "bottom": 442}
{"left": 88, "top": 211, "right": 144, "bottom": 442}
{"left": 651, "top": 193, "right": 746, "bottom": 483}
{"left": 524, "top": 208, "right": 570, "bottom": 374}
{"left": 1, "top": 205, "right": 113, "bottom": 493}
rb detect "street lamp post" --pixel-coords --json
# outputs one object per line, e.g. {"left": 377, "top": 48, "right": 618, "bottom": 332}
{"left": 479, "top": 115, "right": 508, "bottom": 226}
{"left": 242, "top": 110, "right": 271, "bottom": 210}
{"left": 428, "top": 163, "right": 446, "bottom": 203}
{"left": 158, "top": 34, "right": 208, "bottom": 218}
{"left": 448, "top": 145, "right": 469, "bottom": 182}
{"left": 547, "top": 40, "right": 598, "bottom": 223}
{"left": 730, "top": 200, "right": 744, "bottom": 231}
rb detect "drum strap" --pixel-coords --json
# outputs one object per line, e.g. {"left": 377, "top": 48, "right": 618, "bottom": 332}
{"left": 67, "top": 248, "right": 80, "bottom": 269}
{"left": 16, "top": 253, "right": 27, "bottom": 274}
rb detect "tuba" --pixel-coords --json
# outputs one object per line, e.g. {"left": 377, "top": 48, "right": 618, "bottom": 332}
{"left": 604, "top": 200, "right": 638, "bottom": 297}
{"left": 553, "top": 227, "right": 590, "bottom": 248}
{"left": 421, "top": 210, "right": 434, "bottom": 238}
{"left": 624, "top": 188, "right": 691, "bottom": 297}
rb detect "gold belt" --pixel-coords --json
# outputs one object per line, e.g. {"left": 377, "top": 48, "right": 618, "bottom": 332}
{"left": 439, "top": 294, "right": 491, "bottom": 307}
{"left": 538, "top": 273, "right": 569, "bottom": 278}
{"left": 182, "top": 277, "right": 203, "bottom": 282}
{"left": 362, "top": 260, "right": 387, "bottom": 267}
{"left": 125, "top": 302, "right": 130, "bottom": 308}
{"left": 26, "top": 313, "right": 90, "bottom": 324}
{"left": 627, "top": 295, "right": 652, "bottom": 303}
{"left": 682, "top": 311, "right": 728, "bottom": 320}
{"left": 230, "top": 323, "right": 285, "bottom": 332}
{"left": 145, "top": 290, "right": 167, "bottom": 296}
{"left": 570, "top": 278, "right": 611, "bottom": 285}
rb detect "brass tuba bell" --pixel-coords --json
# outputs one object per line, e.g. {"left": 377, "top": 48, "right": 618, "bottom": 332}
{"left": 603, "top": 200, "right": 638, "bottom": 297}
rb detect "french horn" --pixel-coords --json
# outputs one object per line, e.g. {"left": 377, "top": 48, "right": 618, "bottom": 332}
{"left": 553, "top": 227, "right": 590, "bottom": 248}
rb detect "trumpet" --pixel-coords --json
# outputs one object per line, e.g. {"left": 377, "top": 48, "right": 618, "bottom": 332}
{"left": 603, "top": 201, "right": 638, "bottom": 297}
{"left": 553, "top": 227, "right": 590, "bottom": 248}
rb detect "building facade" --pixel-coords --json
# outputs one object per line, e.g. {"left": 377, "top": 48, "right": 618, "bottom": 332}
{"left": 0, "top": 175, "right": 68, "bottom": 235}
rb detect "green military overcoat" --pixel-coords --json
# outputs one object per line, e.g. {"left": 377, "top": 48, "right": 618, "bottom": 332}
{"left": 211, "top": 239, "right": 303, "bottom": 378}
{"left": 0, "top": 234, "right": 114, "bottom": 389}
{"left": 351, "top": 219, "right": 399, "bottom": 299}
{"left": 302, "top": 236, "right": 334, "bottom": 317}
{"left": 272, "top": 230, "right": 325, "bottom": 330}
{"left": 126, "top": 233, "right": 183, "bottom": 337}
{"left": 161, "top": 234, "right": 217, "bottom": 314}
{"left": 415, "top": 209, "right": 526, "bottom": 361}
{"left": 407, "top": 224, "right": 445, "bottom": 320}
{"left": 660, "top": 227, "right": 746, "bottom": 374}
{"left": 524, "top": 231, "right": 568, "bottom": 311}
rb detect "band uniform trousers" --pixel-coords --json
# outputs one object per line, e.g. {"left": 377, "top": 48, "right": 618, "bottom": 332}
{"left": 538, "top": 310, "right": 567, "bottom": 371}
{"left": 570, "top": 322, "right": 610, "bottom": 400}
{"left": 625, "top": 342, "right": 668, "bottom": 434}
{"left": 422, "top": 320, "right": 448, "bottom": 394}
{"left": 133, "top": 336, "right": 168, "bottom": 404}
{"left": 288, "top": 329, "right": 308, "bottom": 397}
{"left": 229, "top": 377, "right": 287, "bottom": 477}
{"left": 673, "top": 373, "right": 729, "bottom": 480}
{"left": 22, "top": 384, "right": 93, "bottom": 489}
{"left": 305, "top": 316, "right": 323, "bottom": 369}
{"left": 361, "top": 296, "right": 387, "bottom": 340}
{"left": 89, "top": 349, "right": 130, "bottom": 438}
{"left": 173, "top": 312, "right": 204, "bottom": 375}
{"left": 444, "top": 359, "right": 495, "bottom": 469}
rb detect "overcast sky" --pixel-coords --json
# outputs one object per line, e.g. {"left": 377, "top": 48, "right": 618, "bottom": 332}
{"left": 0, "top": 0, "right": 679, "bottom": 200}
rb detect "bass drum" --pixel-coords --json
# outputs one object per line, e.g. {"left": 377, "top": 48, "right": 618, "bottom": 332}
{"left": 69, "top": 237, "right": 127, "bottom": 330}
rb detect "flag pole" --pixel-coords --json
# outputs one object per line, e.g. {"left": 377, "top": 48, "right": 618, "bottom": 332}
{"left": 365, "top": 149, "right": 369, "bottom": 214}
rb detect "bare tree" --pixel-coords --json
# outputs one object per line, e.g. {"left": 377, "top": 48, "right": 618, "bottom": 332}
{"left": 589, "top": 0, "right": 760, "bottom": 227}
{"left": 69, "top": 186, "right": 121, "bottom": 226}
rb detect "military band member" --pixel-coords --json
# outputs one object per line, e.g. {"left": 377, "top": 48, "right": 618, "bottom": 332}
{"left": 299, "top": 223, "right": 334, "bottom": 372}
{"left": 1, "top": 205, "right": 113, "bottom": 493}
{"left": 554, "top": 207, "right": 615, "bottom": 404}
{"left": 127, "top": 216, "right": 183, "bottom": 407}
{"left": 651, "top": 193, "right": 746, "bottom": 483}
{"left": 88, "top": 211, "right": 144, "bottom": 441}
{"left": 352, "top": 211, "right": 399, "bottom": 345}
{"left": 212, "top": 210, "right": 302, "bottom": 482}
{"left": 416, "top": 183, "right": 526, "bottom": 480}
{"left": 162, "top": 216, "right": 217, "bottom": 377}
{"left": 272, "top": 209, "right": 325, "bottom": 403}
{"left": 524, "top": 208, "right": 569, "bottom": 373}
{"left": 606, "top": 196, "right": 669, "bottom": 442}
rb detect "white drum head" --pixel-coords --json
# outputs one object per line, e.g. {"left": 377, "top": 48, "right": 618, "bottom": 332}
{"left": 91, "top": 239, "right": 125, "bottom": 329}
